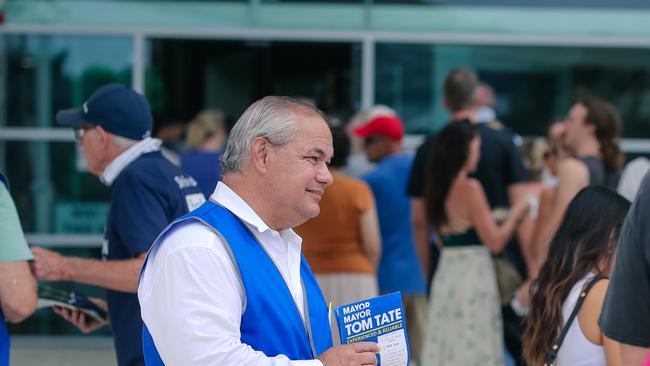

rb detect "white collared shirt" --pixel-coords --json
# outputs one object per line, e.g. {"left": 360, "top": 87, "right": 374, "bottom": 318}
{"left": 138, "top": 181, "right": 322, "bottom": 366}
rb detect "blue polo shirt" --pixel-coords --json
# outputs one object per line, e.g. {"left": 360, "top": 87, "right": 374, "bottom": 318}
{"left": 103, "top": 151, "right": 204, "bottom": 366}
{"left": 180, "top": 149, "right": 223, "bottom": 198}
{"left": 362, "top": 153, "right": 426, "bottom": 295}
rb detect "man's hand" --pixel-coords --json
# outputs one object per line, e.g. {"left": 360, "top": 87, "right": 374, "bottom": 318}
{"left": 53, "top": 297, "right": 109, "bottom": 333}
{"left": 318, "top": 342, "right": 379, "bottom": 366}
{"left": 31, "top": 247, "right": 70, "bottom": 281}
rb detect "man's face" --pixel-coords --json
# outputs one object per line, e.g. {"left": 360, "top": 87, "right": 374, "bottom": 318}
{"left": 265, "top": 114, "right": 334, "bottom": 228}
{"left": 75, "top": 125, "right": 106, "bottom": 177}
{"left": 563, "top": 103, "right": 589, "bottom": 150}
{"left": 363, "top": 136, "right": 383, "bottom": 163}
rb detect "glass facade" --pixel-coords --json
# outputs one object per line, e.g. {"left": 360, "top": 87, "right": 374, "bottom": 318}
{"left": 5, "top": 35, "right": 133, "bottom": 128}
{"left": 376, "top": 43, "right": 650, "bottom": 137}
{"left": 2, "top": 35, "right": 132, "bottom": 234}
{"left": 147, "top": 39, "right": 361, "bottom": 127}
{"left": 1, "top": 35, "right": 131, "bottom": 335}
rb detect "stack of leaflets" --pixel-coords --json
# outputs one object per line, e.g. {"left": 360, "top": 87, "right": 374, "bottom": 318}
{"left": 37, "top": 285, "right": 107, "bottom": 323}
{"left": 334, "top": 292, "right": 409, "bottom": 366}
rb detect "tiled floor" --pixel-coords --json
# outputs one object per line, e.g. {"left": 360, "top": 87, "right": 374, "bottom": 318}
{"left": 11, "top": 337, "right": 116, "bottom": 366}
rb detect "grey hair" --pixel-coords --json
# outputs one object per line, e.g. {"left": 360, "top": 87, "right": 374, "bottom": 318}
{"left": 221, "top": 96, "right": 326, "bottom": 175}
{"left": 112, "top": 135, "right": 138, "bottom": 150}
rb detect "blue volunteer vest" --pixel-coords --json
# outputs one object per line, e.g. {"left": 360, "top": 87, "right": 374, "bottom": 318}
{"left": 0, "top": 172, "right": 10, "bottom": 366}
{"left": 141, "top": 201, "right": 333, "bottom": 365}
{"left": 0, "top": 308, "right": 8, "bottom": 366}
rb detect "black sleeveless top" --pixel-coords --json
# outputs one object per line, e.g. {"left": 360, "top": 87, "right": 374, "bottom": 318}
{"left": 440, "top": 229, "right": 482, "bottom": 247}
{"left": 580, "top": 156, "right": 620, "bottom": 190}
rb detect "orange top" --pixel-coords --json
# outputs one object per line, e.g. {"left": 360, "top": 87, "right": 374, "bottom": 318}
{"left": 295, "top": 174, "right": 375, "bottom": 275}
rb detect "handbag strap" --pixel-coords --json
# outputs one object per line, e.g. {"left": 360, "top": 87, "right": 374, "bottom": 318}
{"left": 545, "top": 275, "right": 608, "bottom": 366}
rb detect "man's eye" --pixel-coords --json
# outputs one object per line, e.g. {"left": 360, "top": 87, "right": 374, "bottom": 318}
{"left": 306, "top": 156, "right": 318, "bottom": 162}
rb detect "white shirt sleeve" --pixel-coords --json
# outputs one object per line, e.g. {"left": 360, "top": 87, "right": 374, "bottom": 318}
{"left": 138, "top": 223, "right": 324, "bottom": 366}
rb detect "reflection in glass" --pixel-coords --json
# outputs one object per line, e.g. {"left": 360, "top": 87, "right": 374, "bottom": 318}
{"left": 3, "top": 141, "right": 111, "bottom": 234}
{"left": 375, "top": 43, "right": 650, "bottom": 138}
{"left": 2, "top": 35, "right": 131, "bottom": 236}
{"left": 147, "top": 39, "right": 361, "bottom": 129}
{"left": 5, "top": 35, "right": 133, "bottom": 127}
{"left": 2, "top": 35, "right": 127, "bottom": 337}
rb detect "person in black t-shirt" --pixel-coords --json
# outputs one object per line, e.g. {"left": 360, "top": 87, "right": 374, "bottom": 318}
{"left": 407, "top": 67, "right": 530, "bottom": 365}
{"left": 406, "top": 68, "right": 530, "bottom": 281}
{"left": 600, "top": 171, "right": 650, "bottom": 365}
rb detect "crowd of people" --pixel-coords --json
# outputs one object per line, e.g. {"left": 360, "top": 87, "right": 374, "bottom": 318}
{"left": 1, "top": 65, "right": 650, "bottom": 366}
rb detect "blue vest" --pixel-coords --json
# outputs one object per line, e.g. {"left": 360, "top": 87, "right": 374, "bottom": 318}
{"left": 0, "top": 308, "right": 8, "bottom": 366}
{"left": 0, "top": 173, "right": 9, "bottom": 366}
{"left": 141, "top": 201, "right": 333, "bottom": 365}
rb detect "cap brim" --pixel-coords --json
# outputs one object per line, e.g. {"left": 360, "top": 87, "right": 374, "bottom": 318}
{"left": 352, "top": 125, "right": 372, "bottom": 138}
{"left": 56, "top": 108, "right": 88, "bottom": 127}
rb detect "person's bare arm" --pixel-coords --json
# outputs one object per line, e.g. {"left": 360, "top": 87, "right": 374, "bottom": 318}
{"left": 31, "top": 247, "right": 146, "bottom": 293}
{"left": 579, "top": 280, "right": 621, "bottom": 366}
{"left": 531, "top": 159, "right": 589, "bottom": 272}
{"left": 411, "top": 198, "right": 431, "bottom": 279}
{"left": 528, "top": 187, "right": 557, "bottom": 278}
{"left": 508, "top": 182, "right": 530, "bottom": 244}
{"left": 359, "top": 205, "right": 382, "bottom": 270}
{"left": 466, "top": 180, "right": 529, "bottom": 253}
{"left": 603, "top": 336, "right": 622, "bottom": 366}
{"left": 619, "top": 343, "right": 649, "bottom": 365}
{"left": 0, "top": 260, "right": 37, "bottom": 322}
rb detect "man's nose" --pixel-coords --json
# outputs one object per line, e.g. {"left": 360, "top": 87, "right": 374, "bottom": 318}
{"left": 317, "top": 164, "right": 334, "bottom": 186}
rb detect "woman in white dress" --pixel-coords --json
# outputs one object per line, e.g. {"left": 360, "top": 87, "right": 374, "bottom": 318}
{"left": 420, "top": 121, "right": 530, "bottom": 366}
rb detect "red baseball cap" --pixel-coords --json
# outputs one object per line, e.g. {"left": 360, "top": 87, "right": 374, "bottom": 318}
{"left": 353, "top": 115, "right": 404, "bottom": 141}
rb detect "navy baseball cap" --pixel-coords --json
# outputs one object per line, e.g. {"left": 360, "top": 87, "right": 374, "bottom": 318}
{"left": 56, "top": 83, "right": 153, "bottom": 140}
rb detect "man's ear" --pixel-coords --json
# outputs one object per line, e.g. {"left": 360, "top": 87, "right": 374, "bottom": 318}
{"left": 584, "top": 121, "right": 596, "bottom": 136}
{"left": 95, "top": 126, "right": 111, "bottom": 150}
{"left": 250, "top": 137, "right": 272, "bottom": 174}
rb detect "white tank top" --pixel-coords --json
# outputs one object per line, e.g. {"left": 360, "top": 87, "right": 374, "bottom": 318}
{"left": 555, "top": 274, "right": 606, "bottom": 366}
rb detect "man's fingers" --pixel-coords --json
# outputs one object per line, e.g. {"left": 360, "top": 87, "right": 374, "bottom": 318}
{"left": 352, "top": 342, "right": 379, "bottom": 353}
{"left": 72, "top": 310, "right": 83, "bottom": 326}
{"left": 356, "top": 352, "right": 378, "bottom": 365}
{"left": 53, "top": 307, "right": 69, "bottom": 320}
{"left": 78, "top": 313, "right": 92, "bottom": 333}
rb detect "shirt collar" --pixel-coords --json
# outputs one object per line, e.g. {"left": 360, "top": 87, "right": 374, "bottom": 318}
{"left": 100, "top": 137, "right": 162, "bottom": 187}
{"left": 211, "top": 181, "right": 302, "bottom": 243}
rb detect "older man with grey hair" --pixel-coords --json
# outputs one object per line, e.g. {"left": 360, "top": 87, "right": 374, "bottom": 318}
{"left": 138, "top": 96, "right": 380, "bottom": 366}
{"left": 31, "top": 84, "right": 205, "bottom": 366}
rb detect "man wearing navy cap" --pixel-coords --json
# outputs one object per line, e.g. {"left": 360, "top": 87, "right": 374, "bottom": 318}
{"left": 30, "top": 84, "right": 205, "bottom": 366}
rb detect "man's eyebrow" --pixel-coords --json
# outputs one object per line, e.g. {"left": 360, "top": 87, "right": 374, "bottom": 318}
{"left": 308, "top": 147, "right": 327, "bottom": 157}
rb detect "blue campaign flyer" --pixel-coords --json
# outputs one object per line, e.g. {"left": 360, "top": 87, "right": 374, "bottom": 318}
{"left": 333, "top": 292, "right": 409, "bottom": 366}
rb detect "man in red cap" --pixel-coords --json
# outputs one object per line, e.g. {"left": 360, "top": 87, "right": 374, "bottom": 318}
{"left": 354, "top": 113, "right": 427, "bottom": 365}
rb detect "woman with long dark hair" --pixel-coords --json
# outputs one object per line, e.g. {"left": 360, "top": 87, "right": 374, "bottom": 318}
{"left": 421, "top": 121, "right": 530, "bottom": 366}
{"left": 524, "top": 186, "right": 630, "bottom": 366}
